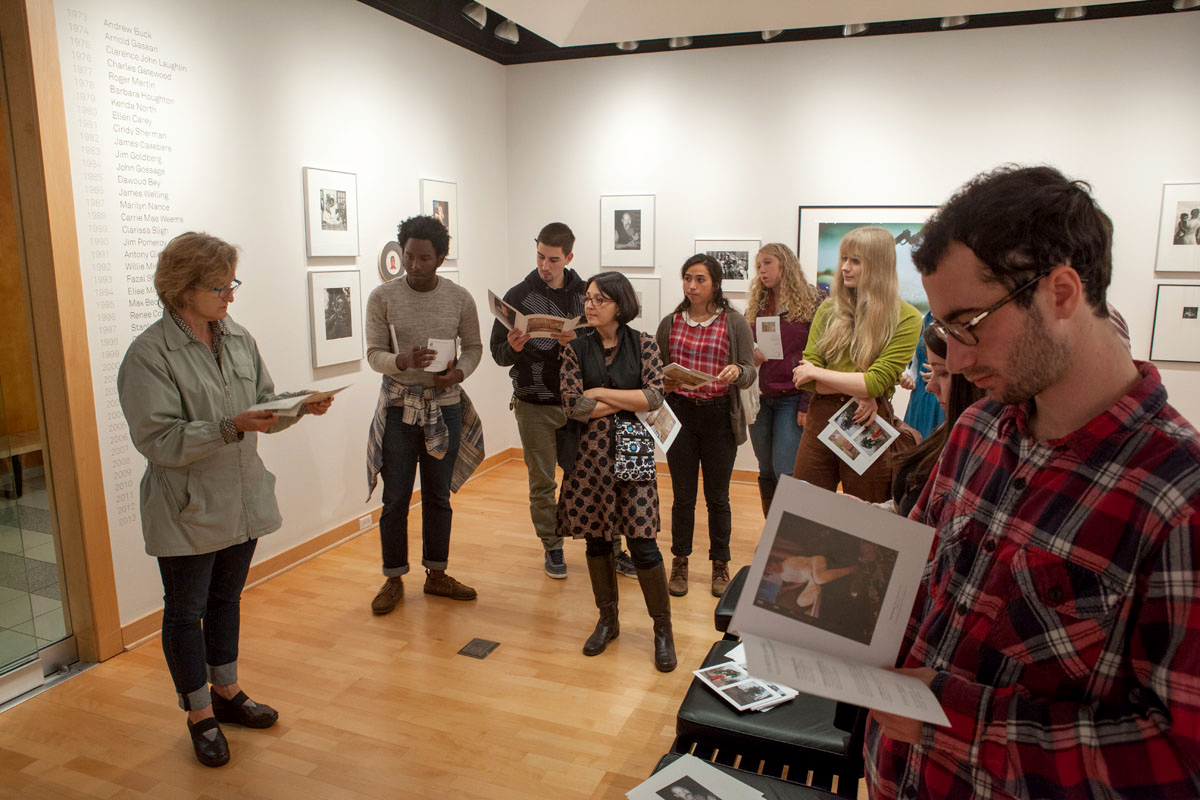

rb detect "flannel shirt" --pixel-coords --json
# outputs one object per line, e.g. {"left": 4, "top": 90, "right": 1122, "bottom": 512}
{"left": 866, "top": 361, "right": 1200, "bottom": 800}
{"left": 669, "top": 310, "right": 730, "bottom": 400}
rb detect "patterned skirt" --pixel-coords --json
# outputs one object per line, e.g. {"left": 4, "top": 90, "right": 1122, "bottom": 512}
{"left": 555, "top": 415, "right": 659, "bottom": 540}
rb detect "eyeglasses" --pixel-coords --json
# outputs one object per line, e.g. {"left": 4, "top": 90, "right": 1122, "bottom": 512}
{"left": 930, "top": 271, "right": 1048, "bottom": 346}
{"left": 581, "top": 294, "right": 614, "bottom": 307}
{"left": 208, "top": 279, "right": 242, "bottom": 300}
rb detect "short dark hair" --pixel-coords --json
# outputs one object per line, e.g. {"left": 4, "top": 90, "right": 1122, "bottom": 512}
{"left": 537, "top": 222, "right": 575, "bottom": 256}
{"left": 913, "top": 164, "right": 1112, "bottom": 315}
{"left": 588, "top": 271, "right": 640, "bottom": 325}
{"left": 672, "top": 253, "right": 732, "bottom": 315}
{"left": 397, "top": 215, "right": 450, "bottom": 258}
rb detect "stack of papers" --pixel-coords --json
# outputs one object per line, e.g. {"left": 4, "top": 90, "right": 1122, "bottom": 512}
{"left": 692, "top": 643, "right": 798, "bottom": 713}
{"left": 626, "top": 753, "right": 765, "bottom": 800}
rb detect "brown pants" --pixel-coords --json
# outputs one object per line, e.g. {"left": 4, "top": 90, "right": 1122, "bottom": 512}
{"left": 792, "top": 393, "right": 892, "bottom": 502}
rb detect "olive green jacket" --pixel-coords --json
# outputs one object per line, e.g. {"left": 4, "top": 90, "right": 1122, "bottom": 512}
{"left": 117, "top": 313, "right": 300, "bottom": 557}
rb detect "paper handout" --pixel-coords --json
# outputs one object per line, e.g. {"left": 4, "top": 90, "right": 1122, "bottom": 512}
{"left": 663, "top": 362, "right": 718, "bottom": 390}
{"left": 818, "top": 397, "right": 902, "bottom": 476}
{"left": 248, "top": 385, "right": 348, "bottom": 416}
{"left": 488, "top": 290, "right": 579, "bottom": 337}
{"left": 636, "top": 401, "right": 682, "bottom": 453}
{"left": 425, "top": 338, "right": 456, "bottom": 372}
{"left": 755, "top": 315, "right": 784, "bottom": 360}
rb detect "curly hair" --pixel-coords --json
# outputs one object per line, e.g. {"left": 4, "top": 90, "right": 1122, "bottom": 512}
{"left": 154, "top": 232, "right": 238, "bottom": 310}
{"left": 397, "top": 214, "right": 451, "bottom": 258}
{"left": 818, "top": 226, "right": 901, "bottom": 372}
{"left": 745, "top": 243, "right": 823, "bottom": 325}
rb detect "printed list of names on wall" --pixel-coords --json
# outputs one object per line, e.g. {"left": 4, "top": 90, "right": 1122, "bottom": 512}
{"left": 62, "top": 6, "right": 190, "bottom": 529}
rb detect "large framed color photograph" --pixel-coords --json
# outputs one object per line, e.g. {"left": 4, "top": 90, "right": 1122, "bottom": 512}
{"left": 797, "top": 206, "right": 935, "bottom": 313}
{"left": 303, "top": 167, "right": 359, "bottom": 257}
{"left": 1149, "top": 283, "right": 1200, "bottom": 363}
{"left": 308, "top": 269, "right": 363, "bottom": 368}
{"left": 600, "top": 194, "right": 655, "bottom": 268}
{"left": 1154, "top": 183, "right": 1200, "bottom": 273}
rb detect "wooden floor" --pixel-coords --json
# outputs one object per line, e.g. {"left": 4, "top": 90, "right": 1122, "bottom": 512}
{"left": 0, "top": 460, "right": 867, "bottom": 799}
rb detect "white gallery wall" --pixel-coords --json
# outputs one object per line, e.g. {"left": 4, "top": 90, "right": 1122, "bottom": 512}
{"left": 56, "top": 0, "right": 515, "bottom": 624}
{"left": 504, "top": 13, "right": 1200, "bottom": 471}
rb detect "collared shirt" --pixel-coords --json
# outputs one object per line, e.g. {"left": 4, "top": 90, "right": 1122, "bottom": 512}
{"left": 168, "top": 308, "right": 241, "bottom": 443}
{"left": 669, "top": 309, "right": 730, "bottom": 400}
{"left": 867, "top": 361, "right": 1200, "bottom": 800}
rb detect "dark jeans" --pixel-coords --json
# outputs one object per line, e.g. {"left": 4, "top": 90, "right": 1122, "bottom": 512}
{"left": 379, "top": 402, "right": 463, "bottom": 577}
{"left": 157, "top": 537, "right": 257, "bottom": 710}
{"left": 665, "top": 395, "right": 736, "bottom": 562}
{"left": 585, "top": 535, "right": 662, "bottom": 569}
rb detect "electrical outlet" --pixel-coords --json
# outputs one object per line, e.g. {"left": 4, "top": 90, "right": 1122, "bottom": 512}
{"left": 358, "top": 514, "right": 373, "bottom": 531}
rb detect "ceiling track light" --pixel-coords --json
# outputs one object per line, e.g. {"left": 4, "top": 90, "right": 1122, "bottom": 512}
{"left": 1054, "top": 6, "right": 1086, "bottom": 20}
{"left": 940, "top": 15, "right": 969, "bottom": 29}
{"left": 761, "top": 29, "right": 783, "bottom": 41}
{"left": 842, "top": 23, "right": 868, "bottom": 36}
{"left": 1172, "top": 0, "right": 1199, "bottom": 9}
{"left": 494, "top": 18, "right": 519, "bottom": 44}
{"left": 461, "top": 2, "right": 486, "bottom": 30}
{"left": 668, "top": 37, "right": 693, "bottom": 48}
{"left": 615, "top": 41, "right": 639, "bottom": 51}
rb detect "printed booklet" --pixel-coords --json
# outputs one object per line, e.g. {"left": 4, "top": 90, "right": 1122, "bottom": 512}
{"left": 663, "top": 363, "right": 718, "bottom": 390}
{"left": 636, "top": 401, "right": 682, "bottom": 453}
{"left": 729, "top": 476, "right": 949, "bottom": 726}
{"left": 248, "top": 385, "right": 348, "bottom": 416}
{"left": 626, "top": 753, "right": 765, "bottom": 800}
{"left": 488, "top": 290, "right": 580, "bottom": 337}
{"left": 817, "top": 398, "right": 902, "bottom": 476}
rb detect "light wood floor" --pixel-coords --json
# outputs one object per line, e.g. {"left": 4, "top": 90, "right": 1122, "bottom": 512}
{"left": 0, "top": 460, "right": 866, "bottom": 799}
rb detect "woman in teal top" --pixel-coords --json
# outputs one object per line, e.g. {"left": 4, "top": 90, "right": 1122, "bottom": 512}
{"left": 790, "top": 226, "right": 921, "bottom": 501}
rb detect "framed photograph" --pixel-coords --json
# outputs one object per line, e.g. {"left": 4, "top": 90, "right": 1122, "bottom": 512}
{"left": 1149, "top": 283, "right": 1200, "bottom": 363}
{"left": 695, "top": 239, "right": 760, "bottom": 292}
{"left": 379, "top": 241, "right": 403, "bottom": 281}
{"left": 600, "top": 194, "right": 655, "bottom": 267}
{"left": 308, "top": 269, "right": 363, "bottom": 368}
{"left": 437, "top": 268, "right": 460, "bottom": 285}
{"left": 626, "top": 275, "right": 660, "bottom": 330}
{"left": 420, "top": 179, "right": 459, "bottom": 260}
{"left": 303, "top": 168, "right": 358, "bottom": 257}
{"left": 798, "top": 206, "right": 935, "bottom": 313}
{"left": 1154, "top": 183, "right": 1200, "bottom": 273}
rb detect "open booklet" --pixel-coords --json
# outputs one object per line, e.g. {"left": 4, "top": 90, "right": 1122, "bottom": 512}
{"left": 488, "top": 290, "right": 580, "bottom": 337}
{"left": 663, "top": 362, "right": 717, "bottom": 390}
{"left": 819, "top": 397, "right": 902, "bottom": 476}
{"left": 635, "top": 401, "right": 682, "bottom": 453}
{"left": 248, "top": 385, "right": 348, "bottom": 416}
{"left": 729, "top": 476, "right": 949, "bottom": 726}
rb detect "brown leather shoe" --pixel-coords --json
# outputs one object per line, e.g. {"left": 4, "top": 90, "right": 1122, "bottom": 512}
{"left": 668, "top": 556, "right": 688, "bottom": 597}
{"left": 711, "top": 560, "right": 731, "bottom": 597}
{"left": 423, "top": 570, "right": 477, "bottom": 600}
{"left": 371, "top": 576, "right": 404, "bottom": 615}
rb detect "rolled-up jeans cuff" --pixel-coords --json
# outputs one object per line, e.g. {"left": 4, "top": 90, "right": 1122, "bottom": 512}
{"left": 422, "top": 559, "right": 448, "bottom": 571}
{"left": 383, "top": 565, "right": 410, "bottom": 578}
{"left": 207, "top": 660, "right": 238, "bottom": 687}
{"left": 178, "top": 684, "right": 211, "bottom": 711}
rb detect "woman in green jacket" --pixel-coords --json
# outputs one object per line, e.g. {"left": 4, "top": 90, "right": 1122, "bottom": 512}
{"left": 118, "top": 232, "right": 332, "bottom": 767}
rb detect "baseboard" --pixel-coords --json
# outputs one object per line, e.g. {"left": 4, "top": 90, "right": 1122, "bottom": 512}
{"left": 119, "top": 447, "right": 522, "bottom": 650}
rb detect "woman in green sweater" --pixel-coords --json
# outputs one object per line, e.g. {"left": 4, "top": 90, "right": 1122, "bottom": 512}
{"left": 790, "top": 226, "right": 921, "bottom": 501}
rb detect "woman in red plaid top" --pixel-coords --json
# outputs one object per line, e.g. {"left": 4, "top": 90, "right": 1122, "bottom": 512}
{"left": 655, "top": 254, "right": 757, "bottom": 598}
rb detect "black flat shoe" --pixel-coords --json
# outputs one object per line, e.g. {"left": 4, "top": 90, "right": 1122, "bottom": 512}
{"left": 187, "top": 717, "right": 230, "bottom": 767}
{"left": 211, "top": 690, "right": 279, "bottom": 729}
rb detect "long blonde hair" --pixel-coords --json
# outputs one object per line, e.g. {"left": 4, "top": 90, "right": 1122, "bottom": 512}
{"left": 746, "top": 243, "right": 823, "bottom": 325}
{"left": 818, "top": 226, "right": 901, "bottom": 370}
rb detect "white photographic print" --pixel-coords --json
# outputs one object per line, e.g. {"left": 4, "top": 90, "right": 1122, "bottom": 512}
{"left": 308, "top": 270, "right": 362, "bottom": 368}
{"left": 625, "top": 753, "right": 764, "bottom": 800}
{"left": 695, "top": 239, "right": 761, "bottom": 293}
{"left": 303, "top": 168, "right": 358, "bottom": 257}
{"left": 1154, "top": 183, "right": 1200, "bottom": 272}
{"left": 420, "top": 179, "right": 459, "bottom": 260}
{"left": 600, "top": 195, "right": 655, "bottom": 268}
{"left": 1149, "top": 283, "right": 1200, "bottom": 363}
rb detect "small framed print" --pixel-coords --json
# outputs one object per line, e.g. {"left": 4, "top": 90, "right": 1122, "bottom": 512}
{"left": 601, "top": 194, "right": 655, "bottom": 268}
{"left": 420, "top": 179, "right": 459, "bottom": 260}
{"left": 695, "top": 239, "right": 761, "bottom": 293}
{"left": 308, "top": 269, "right": 363, "bottom": 368}
{"left": 379, "top": 241, "right": 403, "bottom": 281}
{"left": 437, "top": 268, "right": 460, "bottom": 285}
{"left": 626, "top": 275, "right": 661, "bottom": 330}
{"left": 1149, "top": 283, "right": 1200, "bottom": 363}
{"left": 303, "top": 167, "right": 359, "bottom": 257}
{"left": 1154, "top": 183, "right": 1200, "bottom": 273}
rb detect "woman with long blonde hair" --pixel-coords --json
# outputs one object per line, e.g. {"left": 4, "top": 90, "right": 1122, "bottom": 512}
{"left": 790, "top": 226, "right": 922, "bottom": 501}
{"left": 745, "top": 243, "right": 823, "bottom": 514}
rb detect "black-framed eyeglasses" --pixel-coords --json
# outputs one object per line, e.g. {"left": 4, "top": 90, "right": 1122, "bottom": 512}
{"left": 581, "top": 293, "right": 613, "bottom": 307}
{"left": 209, "top": 279, "right": 242, "bottom": 300}
{"left": 930, "top": 271, "right": 1049, "bottom": 346}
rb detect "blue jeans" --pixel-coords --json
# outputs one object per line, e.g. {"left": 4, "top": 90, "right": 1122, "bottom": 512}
{"left": 748, "top": 394, "right": 804, "bottom": 492}
{"left": 379, "top": 402, "right": 463, "bottom": 577}
{"left": 157, "top": 537, "right": 257, "bottom": 710}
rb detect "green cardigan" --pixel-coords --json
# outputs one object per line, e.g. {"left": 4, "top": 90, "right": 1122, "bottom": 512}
{"left": 799, "top": 299, "right": 922, "bottom": 399}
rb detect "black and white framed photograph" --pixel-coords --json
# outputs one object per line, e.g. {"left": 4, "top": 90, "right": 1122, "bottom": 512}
{"left": 1154, "top": 183, "right": 1200, "bottom": 273}
{"left": 626, "top": 753, "right": 761, "bottom": 800}
{"left": 379, "top": 240, "right": 403, "bottom": 281}
{"left": 600, "top": 194, "right": 655, "bottom": 267}
{"left": 420, "top": 179, "right": 459, "bottom": 260}
{"left": 694, "top": 239, "right": 761, "bottom": 293}
{"left": 1149, "top": 283, "right": 1200, "bottom": 363}
{"left": 437, "top": 268, "right": 460, "bottom": 285}
{"left": 308, "top": 269, "right": 363, "bottom": 368}
{"left": 303, "top": 167, "right": 359, "bottom": 257}
{"left": 626, "top": 275, "right": 661, "bottom": 330}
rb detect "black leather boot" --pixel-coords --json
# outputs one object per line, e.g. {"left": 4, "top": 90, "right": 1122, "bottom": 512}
{"left": 583, "top": 552, "right": 619, "bottom": 656}
{"left": 636, "top": 561, "right": 677, "bottom": 672}
{"left": 758, "top": 475, "right": 776, "bottom": 517}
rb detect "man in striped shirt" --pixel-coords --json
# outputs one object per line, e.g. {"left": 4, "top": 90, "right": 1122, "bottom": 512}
{"left": 867, "top": 165, "right": 1200, "bottom": 799}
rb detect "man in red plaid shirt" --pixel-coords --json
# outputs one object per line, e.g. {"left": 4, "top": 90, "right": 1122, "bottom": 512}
{"left": 867, "top": 165, "right": 1200, "bottom": 799}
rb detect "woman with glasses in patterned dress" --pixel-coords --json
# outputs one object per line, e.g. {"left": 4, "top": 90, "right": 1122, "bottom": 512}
{"left": 789, "top": 226, "right": 922, "bottom": 501}
{"left": 118, "top": 232, "right": 333, "bottom": 767}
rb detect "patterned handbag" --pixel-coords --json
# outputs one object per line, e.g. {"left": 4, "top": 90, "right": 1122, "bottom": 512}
{"left": 611, "top": 412, "right": 657, "bottom": 482}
